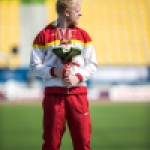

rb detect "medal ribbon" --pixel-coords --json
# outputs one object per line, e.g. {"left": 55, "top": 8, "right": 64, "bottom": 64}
{"left": 56, "top": 28, "right": 72, "bottom": 44}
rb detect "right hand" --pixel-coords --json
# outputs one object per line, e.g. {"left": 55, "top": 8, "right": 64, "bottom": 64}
{"left": 54, "top": 65, "right": 71, "bottom": 77}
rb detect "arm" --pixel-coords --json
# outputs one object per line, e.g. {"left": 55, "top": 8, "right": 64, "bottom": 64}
{"left": 72, "top": 44, "right": 97, "bottom": 82}
{"left": 29, "top": 29, "right": 64, "bottom": 78}
{"left": 30, "top": 47, "right": 65, "bottom": 78}
{"left": 63, "top": 44, "right": 97, "bottom": 87}
{"left": 74, "top": 29, "right": 97, "bottom": 82}
{"left": 69, "top": 44, "right": 97, "bottom": 82}
{"left": 63, "top": 29, "right": 97, "bottom": 87}
{"left": 30, "top": 47, "right": 53, "bottom": 78}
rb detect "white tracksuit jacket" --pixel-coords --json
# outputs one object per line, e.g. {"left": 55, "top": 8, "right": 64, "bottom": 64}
{"left": 30, "top": 21, "right": 97, "bottom": 94}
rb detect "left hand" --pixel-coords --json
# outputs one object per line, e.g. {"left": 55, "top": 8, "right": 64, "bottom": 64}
{"left": 63, "top": 75, "right": 79, "bottom": 88}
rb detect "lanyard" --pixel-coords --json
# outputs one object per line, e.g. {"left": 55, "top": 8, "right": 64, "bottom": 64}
{"left": 55, "top": 28, "right": 72, "bottom": 45}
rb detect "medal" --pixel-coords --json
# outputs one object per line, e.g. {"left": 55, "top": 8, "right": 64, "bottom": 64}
{"left": 62, "top": 38, "right": 68, "bottom": 43}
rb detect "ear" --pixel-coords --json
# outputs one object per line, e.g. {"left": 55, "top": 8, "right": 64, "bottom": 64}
{"left": 64, "top": 9, "right": 70, "bottom": 17}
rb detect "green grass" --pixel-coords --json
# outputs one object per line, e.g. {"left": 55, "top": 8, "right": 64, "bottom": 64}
{"left": 0, "top": 102, "right": 150, "bottom": 150}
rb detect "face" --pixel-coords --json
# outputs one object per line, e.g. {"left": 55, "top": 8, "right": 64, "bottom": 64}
{"left": 66, "top": 0, "right": 82, "bottom": 25}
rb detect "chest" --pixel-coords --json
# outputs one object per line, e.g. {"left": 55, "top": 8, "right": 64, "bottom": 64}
{"left": 45, "top": 28, "right": 85, "bottom": 49}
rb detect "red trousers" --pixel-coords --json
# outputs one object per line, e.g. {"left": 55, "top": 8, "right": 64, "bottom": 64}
{"left": 42, "top": 88, "right": 92, "bottom": 150}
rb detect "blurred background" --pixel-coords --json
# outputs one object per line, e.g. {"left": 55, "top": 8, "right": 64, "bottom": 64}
{"left": 0, "top": 0, "right": 150, "bottom": 102}
{"left": 0, "top": 0, "right": 150, "bottom": 150}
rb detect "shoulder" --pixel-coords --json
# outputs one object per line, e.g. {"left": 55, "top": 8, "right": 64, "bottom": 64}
{"left": 75, "top": 26, "right": 92, "bottom": 43}
{"left": 33, "top": 30, "right": 45, "bottom": 46}
{"left": 33, "top": 23, "right": 55, "bottom": 46}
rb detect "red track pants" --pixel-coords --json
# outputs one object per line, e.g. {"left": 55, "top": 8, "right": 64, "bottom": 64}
{"left": 42, "top": 93, "right": 92, "bottom": 150}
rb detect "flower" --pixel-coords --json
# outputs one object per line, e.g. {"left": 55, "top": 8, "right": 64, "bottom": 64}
{"left": 52, "top": 44, "right": 81, "bottom": 62}
{"left": 61, "top": 45, "right": 71, "bottom": 53}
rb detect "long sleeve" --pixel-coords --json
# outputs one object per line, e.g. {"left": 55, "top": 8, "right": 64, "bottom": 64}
{"left": 71, "top": 43, "right": 97, "bottom": 82}
{"left": 72, "top": 28, "right": 97, "bottom": 82}
{"left": 29, "top": 31, "right": 54, "bottom": 79}
{"left": 30, "top": 48, "right": 54, "bottom": 79}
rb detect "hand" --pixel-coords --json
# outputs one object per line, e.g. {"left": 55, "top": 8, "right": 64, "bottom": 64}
{"left": 63, "top": 75, "right": 79, "bottom": 88}
{"left": 64, "top": 65, "right": 72, "bottom": 77}
{"left": 54, "top": 68, "right": 63, "bottom": 77}
{"left": 53, "top": 65, "right": 71, "bottom": 78}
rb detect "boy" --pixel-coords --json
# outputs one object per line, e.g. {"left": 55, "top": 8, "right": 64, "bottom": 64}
{"left": 30, "top": 0, "right": 97, "bottom": 149}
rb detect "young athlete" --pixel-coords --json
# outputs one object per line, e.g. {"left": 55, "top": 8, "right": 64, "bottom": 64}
{"left": 30, "top": 0, "right": 97, "bottom": 149}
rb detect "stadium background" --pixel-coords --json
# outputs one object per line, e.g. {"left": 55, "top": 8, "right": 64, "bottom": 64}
{"left": 0, "top": 0, "right": 150, "bottom": 150}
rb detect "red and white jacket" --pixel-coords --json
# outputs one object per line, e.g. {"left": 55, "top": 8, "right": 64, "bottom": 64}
{"left": 30, "top": 21, "right": 97, "bottom": 94}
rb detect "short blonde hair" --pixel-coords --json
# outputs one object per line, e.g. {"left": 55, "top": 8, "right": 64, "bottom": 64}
{"left": 56, "top": 0, "right": 80, "bottom": 14}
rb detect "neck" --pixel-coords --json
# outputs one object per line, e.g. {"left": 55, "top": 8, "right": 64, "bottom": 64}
{"left": 57, "top": 16, "right": 70, "bottom": 30}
